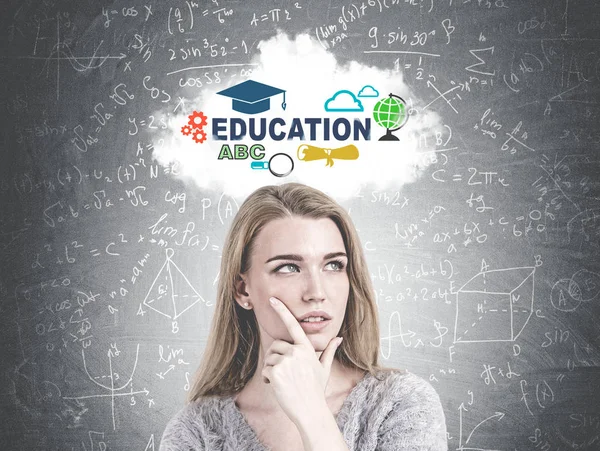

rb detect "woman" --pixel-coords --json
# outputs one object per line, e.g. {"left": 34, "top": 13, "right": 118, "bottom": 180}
{"left": 160, "top": 182, "right": 448, "bottom": 451}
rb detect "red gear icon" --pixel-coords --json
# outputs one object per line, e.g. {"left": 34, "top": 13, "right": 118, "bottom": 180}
{"left": 181, "top": 125, "right": 192, "bottom": 136}
{"left": 192, "top": 128, "right": 207, "bottom": 144}
{"left": 188, "top": 111, "right": 208, "bottom": 128}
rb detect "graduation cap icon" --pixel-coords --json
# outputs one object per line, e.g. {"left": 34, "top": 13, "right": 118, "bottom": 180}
{"left": 216, "top": 80, "right": 287, "bottom": 114}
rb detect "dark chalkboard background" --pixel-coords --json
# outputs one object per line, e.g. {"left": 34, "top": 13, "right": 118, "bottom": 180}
{"left": 1, "top": 0, "right": 600, "bottom": 450}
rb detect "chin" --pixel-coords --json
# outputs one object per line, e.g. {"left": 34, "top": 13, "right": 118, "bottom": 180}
{"left": 308, "top": 336, "right": 330, "bottom": 351}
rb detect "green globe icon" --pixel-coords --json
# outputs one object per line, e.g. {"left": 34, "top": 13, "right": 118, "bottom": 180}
{"left": 372, "top": 94, "right": 408, "bottom": 141}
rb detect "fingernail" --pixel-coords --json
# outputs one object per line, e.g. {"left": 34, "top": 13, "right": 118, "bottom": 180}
{"left": 269, "top": 297, "right": 280, "bottom": 306}
{"left": 337, "top": 337, "right": 343, "bottom": 347}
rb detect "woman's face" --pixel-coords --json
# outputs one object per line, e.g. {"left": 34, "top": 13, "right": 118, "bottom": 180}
{"left": 236, "top": 215, "right": 350, "bottom": 353}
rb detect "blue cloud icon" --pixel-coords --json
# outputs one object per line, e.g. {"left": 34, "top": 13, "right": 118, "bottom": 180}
{"left": 357, "top": 85, "right": 379, "bottom": 97}
{"left": 324, "top": 90, "right": 364, "bottom": 112}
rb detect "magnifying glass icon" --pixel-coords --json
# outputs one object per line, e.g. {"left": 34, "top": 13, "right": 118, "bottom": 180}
{"left": 250, "top": 153, "right": 294, "bottom": 177}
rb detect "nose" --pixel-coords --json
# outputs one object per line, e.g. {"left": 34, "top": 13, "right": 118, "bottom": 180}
{"left": 301, "top": 269, "right": 326, "bottom": 302}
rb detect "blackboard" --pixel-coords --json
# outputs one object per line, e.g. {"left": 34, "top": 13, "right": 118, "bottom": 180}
{"left": 1, "top": 0, "right": 599, "bottom": 449}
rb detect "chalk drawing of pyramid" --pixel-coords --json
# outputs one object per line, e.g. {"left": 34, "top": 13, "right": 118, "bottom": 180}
{"left": 142, "top": 248, "right": 207, "bottom": 320}
{"left": 454, "top": 266, "right": 535, "bottom": 343}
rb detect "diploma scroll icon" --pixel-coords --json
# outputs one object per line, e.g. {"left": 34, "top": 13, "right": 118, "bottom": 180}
{"left": 297, "top": 144, "right": 359, "bottom": 167}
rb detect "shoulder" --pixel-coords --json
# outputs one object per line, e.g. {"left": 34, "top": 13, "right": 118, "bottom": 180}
{"left": 354, "top": 368, "right": 445, "bottom": 420}
{"left": 376, "top": 368, "right": 443, "bottom": 406}
{"left": 159, "top": 396, "right": 224, "bottom": 451}
{"left": 372, "top": 369, "right": 448, "bottom": 450}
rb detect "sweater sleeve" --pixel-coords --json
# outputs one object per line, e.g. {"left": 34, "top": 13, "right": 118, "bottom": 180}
{"left": 376, "top": 373, "right": 448, "bottom": 451}
{"left": 159, "top": 404, "right": 205, "bottom": 451}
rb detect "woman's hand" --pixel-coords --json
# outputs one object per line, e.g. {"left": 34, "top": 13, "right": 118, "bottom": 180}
{"left": 261, "top": 296, "right": 343, "bottom": 426}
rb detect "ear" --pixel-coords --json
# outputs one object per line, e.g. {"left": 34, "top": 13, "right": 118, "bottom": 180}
{"left": 233, "top": 274, "right": 250, "bottom": 307}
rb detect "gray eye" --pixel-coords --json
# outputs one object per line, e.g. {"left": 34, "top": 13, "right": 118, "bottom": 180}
{"left": 326, "top": 260, "right": 345, "bottom": 270}
{"left": 276, "top": 263, "right": 299, "bottom": 273}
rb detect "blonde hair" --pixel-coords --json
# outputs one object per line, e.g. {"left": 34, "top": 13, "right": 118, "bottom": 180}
{"left": 187, "top": 182, "right": 395, "bottom": 403}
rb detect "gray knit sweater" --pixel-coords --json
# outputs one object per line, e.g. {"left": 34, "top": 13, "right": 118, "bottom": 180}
{"left": 159, "top": 369, "right": 448, "bottom": 450}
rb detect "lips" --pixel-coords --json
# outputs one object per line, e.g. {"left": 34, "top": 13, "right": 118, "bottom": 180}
{"left": 298, "top": 317, "right": 331, "bottom": 332}
{"left": 297, "top": 310, "right": 332, "bottom": 321}
{"left": 299, "top": 316, "right": 328, "bottom": 323}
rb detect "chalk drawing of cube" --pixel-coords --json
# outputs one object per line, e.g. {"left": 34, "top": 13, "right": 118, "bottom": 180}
{"left": 454, "top": 267, "right": 535, "bottom": 343}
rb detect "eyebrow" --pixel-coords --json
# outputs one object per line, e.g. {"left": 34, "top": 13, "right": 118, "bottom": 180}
{"left": 265, "top": 252, "right": 347, "bottom": 264}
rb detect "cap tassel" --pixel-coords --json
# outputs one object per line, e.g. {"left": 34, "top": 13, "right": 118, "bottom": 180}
{"left": 281, "top": 91, "right": 286, "bottom": 111}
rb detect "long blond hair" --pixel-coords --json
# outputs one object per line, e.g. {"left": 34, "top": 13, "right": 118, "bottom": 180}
{"left": 187, "top": 182, "right": 395, "bottom": 403}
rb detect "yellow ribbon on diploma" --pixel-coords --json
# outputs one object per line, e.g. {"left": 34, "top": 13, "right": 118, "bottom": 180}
{"left": 297, "top": 144, "right": 359, "bottom": 167}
